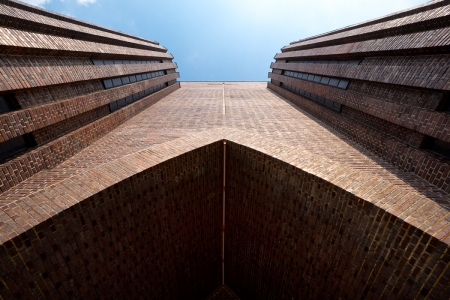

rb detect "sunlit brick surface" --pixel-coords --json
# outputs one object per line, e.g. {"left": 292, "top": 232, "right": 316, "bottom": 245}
{"left": 1, "top": 82, "right": 449, "bottom": 299}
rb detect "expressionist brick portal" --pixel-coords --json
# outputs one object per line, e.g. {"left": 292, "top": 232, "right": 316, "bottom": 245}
{"left": 1, "top": 0, "right": 450, "bottom": 299}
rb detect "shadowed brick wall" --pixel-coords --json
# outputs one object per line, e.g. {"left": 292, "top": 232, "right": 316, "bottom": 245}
{"left": 0, "top": 142, "right": 222, "bottom": 299}
{"left": 1, "top": 139, "right": 448, "bottom": 299}
{"left": 268, "top": 0, "right": 450, "bottom": 194}
{"left": 225, "top": 142, "right": 449, "bottom": 300}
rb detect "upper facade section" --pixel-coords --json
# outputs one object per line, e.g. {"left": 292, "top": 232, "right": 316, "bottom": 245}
{"left": 0, "top": 0, "right": 180, "bottom": 193}
{"left": 268, "top": 0, "right": 450, "bottom": 194}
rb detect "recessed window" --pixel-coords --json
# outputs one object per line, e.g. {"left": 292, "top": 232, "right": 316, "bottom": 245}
{"left": 103, "top": 79, "right": 113, "bottom": 89}
{"left": 283, "top": 71, "right": 349, "bottom": 90}
{"left": 338, "top": 80, "right": 349, "bottom": 89}
{"left": 0, "top": 133, "right": 36, "bottom": 162}
{"left": 102, "top": 71, "right": 166, "bottom": 89}
{"left": 91, "top": 59, "right": 162, "bottom": 65}
{"left": 286, "top": 59, "right": 361, "bottom": 65}
{"left": 112, "top": 78, "right": 122, "bottom": 87}
{"left": 108, "top": 83, "right": 167, "bottom": 112}
{"left": 423, "top": 137, "right": 450, "bottom": 160}
{"left": 281, "top": 83, "right": 342, "bottom": 113}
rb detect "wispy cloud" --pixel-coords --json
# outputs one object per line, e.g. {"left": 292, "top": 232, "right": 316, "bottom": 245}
{"left": 19, "top": 0, "right": 52, "bottom": 6}
{"left": 77, "top": 0, "right": 96, "bottom": 5}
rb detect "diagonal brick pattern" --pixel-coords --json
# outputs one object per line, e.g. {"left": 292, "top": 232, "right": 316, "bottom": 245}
{"left": 1, "top": 82, "right": 449, "bottom": 299}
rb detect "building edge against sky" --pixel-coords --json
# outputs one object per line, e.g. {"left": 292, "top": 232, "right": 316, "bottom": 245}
{"left": 0, "top": 0, "right": 449, "bottom": 299}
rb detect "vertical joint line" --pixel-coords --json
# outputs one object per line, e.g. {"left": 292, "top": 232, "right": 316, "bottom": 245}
{"left": 222, "top": 82, "right": 226, "bottom": 116}
{"left": 222, "top": 140, "right": 226, "bottom": 286}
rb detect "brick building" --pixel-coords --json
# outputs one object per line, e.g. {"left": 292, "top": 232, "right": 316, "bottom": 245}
{"left": 0, "top": 0, "right": 449, "bottom": 299}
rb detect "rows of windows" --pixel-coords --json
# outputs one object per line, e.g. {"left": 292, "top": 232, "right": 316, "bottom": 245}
{"left": 92, "top": 59, "right": 162, "bottom": 65}
{"left": 282, "top": 83, "right": 342, "bottom": 112}
{"left": 282, "top": 70, "right": 349, "bottom": 90}
{"left": 109, "top": 83, "right": 167, "bottom": 112}
{"left": 103, "top": 71, "right": 165, "bottom": 89}
{"left": 286, "top": 60, "right": 360, "bottom": 65}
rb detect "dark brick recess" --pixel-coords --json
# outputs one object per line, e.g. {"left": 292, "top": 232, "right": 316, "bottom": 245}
{"left": 0, "top": 143, "right": 223, "bottom": 299}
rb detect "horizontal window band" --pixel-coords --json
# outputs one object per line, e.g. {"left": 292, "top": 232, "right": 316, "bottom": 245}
{"left": 282, "top": 70, "right": 349, "bottom": 90}
{"left": 286, "top": 60, "right": 360, "bottom": 65}
{"left": 281, "top": 83, "right": 342, "bottom": 112}
{"left": 109, "top": 83, "right": 168, "bottom": 112}
{"left": 0, "top": 133, "right": 36, "bottom": 162}
{"left": 92, "top": 59, "right": 163, "bottom": 65}
{"left": 103, "top": 71, "right": 166, "bottom": 89}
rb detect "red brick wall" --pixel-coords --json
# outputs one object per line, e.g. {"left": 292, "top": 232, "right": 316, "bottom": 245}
{"left": 225, "top": 142, "right": 450, "bottom": 299}
{"left": 0, "top": 142, "right": 223, "bottom": 299}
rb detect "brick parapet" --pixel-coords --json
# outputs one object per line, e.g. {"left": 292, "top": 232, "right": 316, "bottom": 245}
{"left": 0, "top": 83, "right": 180, "bottom": 193}
{"left": 0, "top": 27, "right": 172, "bottom": 59}
{"left": 269, "top": 73, "right": 450, "bottom": 143}
{"left": 268, "top": 82, "right": 450, "bottom": 193}
{"left": 0, "top": 57, "right": 175, "bottom": 92}
{"left": 0, "top": 0, "right": 161, "bottom": 47}
{"left": 289, "top": 0, "right": 445, "bottom": 46}
{"left": 283, "top": 4, "right": 450, "bottom": 52}
{"left": 0, "top": 3, "right": 166, "bottom": 52}
{"left": 0, "top": 73, "right": 179, "bottom": 143}
{"left": 277, "top": 27, "right": 450, "bottom": 60}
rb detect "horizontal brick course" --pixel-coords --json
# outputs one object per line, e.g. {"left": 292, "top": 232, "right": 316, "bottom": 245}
{"left": 271, "top": 54, "right": 450, "bottom": 91}
{"left": 0, "top": 27, "right": 172, "bottom": 59}
{"left": 268, "top": 82, "right": 450, "bottom": 194}
{"left": 270, "top": 73, "right": 450, "bottom": 142}
{"left": 0, "top": 83, "right": 180, "bottom": 193}
{"left": 0, "top": 3, "right": 166, "bottom": 52}
{"left": 283, "top": 4, "right": 450, "bottom": 52}
{"left": 0, "top": 56, "right": 175, "bottom": 92}
{"left": 0, "top": 73, "right": 179, "bottom": 143}
{"left": 277, "top": 27, "right": 450, "bottom": 59}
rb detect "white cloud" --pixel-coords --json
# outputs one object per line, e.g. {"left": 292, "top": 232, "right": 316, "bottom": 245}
{"left": 19, "top": 0, "right": 51, "bottom": 6}
{"left": 77, "top": 0, "right": 96, "bottom": 5}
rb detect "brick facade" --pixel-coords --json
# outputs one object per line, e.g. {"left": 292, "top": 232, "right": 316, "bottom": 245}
{"left": 0, "top": 0, "right": 449, "bottom": 299}
{"left": 268, "top": 0, "right": 450, "bottom": 195}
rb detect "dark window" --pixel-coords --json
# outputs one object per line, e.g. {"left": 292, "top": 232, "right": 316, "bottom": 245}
{"left": 109, "top": 101, "right": 118, "bottom": 112}
{"left": 129, "top": 76, "right": 137, "bottom": 83}
{"left": 121, "top": 76, "right": 130, "bottom": 84}
{"left": 118, "top": 98, "right": 126, "bottom": 107}
{"left": 112, "top": 78, "right": 122, "bottom": 87}
{"left": 313, "top": 76, "right": 321, "bottom": 83}
{"left": 103, "top": 79, "right": 113, "bottom": 89}
{"left": 0, "top": 95, "right": 18, "bottom": 114}
{"left": 337, "top": 80, "right": 349, "bottom": 89}
{"left": 320, "top": 77, "right": 330, "bottom": 84}
{"left": 281, "top": 84, "right": 341, "bottom": 113}
{"left": 136, "top": 74, "right": 143, "bottom": 81}
{"left": 0, "top": 134, "right": 35, "bottom": 161}
{"left": 424, "top": 137, "right": 450, "bottom": 159}
{"left": 329, "top": 78, "right": 339, "bottom": 87}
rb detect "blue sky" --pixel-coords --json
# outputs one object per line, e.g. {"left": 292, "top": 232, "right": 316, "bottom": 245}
{"left": 23, "top": 0, "right": 427, "bottom": 81}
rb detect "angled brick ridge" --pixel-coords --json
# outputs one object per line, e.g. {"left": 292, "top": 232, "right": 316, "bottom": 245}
{"left": 0, "top": 128, "right": 448, "bottom": 299}
{"left": 1, "top": 128, "right": 448, "bottom": 244}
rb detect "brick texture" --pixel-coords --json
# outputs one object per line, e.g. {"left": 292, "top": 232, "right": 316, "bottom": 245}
{"left": 0, "top": 0, "right": 449, "bottom": 298}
